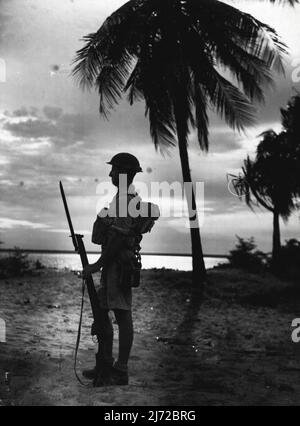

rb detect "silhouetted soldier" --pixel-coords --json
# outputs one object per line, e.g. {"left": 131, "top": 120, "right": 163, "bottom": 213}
{"left": 83, "top": 153, "right": 159, "bottom": 386}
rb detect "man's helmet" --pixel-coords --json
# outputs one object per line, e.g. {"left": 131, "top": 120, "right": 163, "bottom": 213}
{"left": 107, "top": 153, "right": 143, "bottom": 173}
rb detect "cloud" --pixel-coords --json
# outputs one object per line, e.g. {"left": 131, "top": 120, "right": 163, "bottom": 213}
{"left": 2, "top": 106, "right": 99, "bottom": 146}
{"left": 4, "top": 118, "right": 56, "bottom": 139}
{"left": 46, "top": 228, "right": 91, "bottom": 235}
{"left": 0, "top": 217, "right": 50, "bottom": 230}
{"left": 5, "top": 106, "right": 39, "bottom": 118}
{"left": 43, "top": 106, "right": 63, "bottom": 121}
{"left": 191, "top": 129, "right": 244, "bottom": 154}
{"left": 0, "top": 11, "right": 12, "bottom": 46}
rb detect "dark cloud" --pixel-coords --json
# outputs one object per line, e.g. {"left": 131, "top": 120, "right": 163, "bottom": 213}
{"left": 202, "top": 131, "right": 243, "bottom": 154}
{"left": 43, "top": 106, "right": 63, "bottom": 121}
{"left": 55, "top": 112, "right": 96, "bottom": 142}
{"left": 4, "top": 118, "right": 56, "bottom": 139}
{"left": 2, "top": 102, "right": 152, "bottom": 153}
{"left": 0, "top": 11, "right": 10, "bottom": 44}
{"left": 4, "top": 107, "right": 38, "bottom": 118}
{"left": 0, "top": 4, "right": 19, "bottom": 52}
{"left": 3, "top": 107, "right": 99, "bottom": 145}
{"left": 205, "top": 179, "right": 245, "bottom": 215}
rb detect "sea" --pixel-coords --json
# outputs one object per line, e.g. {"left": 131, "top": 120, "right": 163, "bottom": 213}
{"left": 4, "top": 252, "right": 228, "bottom": 272}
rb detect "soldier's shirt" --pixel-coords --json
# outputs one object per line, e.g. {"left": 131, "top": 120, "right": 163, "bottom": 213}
{"left": 98, "top": 187, "right": 141, "bottom": 311}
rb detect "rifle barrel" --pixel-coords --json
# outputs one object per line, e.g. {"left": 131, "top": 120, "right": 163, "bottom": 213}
{"left": 59, "top": 181, "right": 78, "bottom": 251}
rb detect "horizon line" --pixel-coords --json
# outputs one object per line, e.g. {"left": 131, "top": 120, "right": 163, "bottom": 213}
{"left": 0, "top": 248, "right": 229, "bottom": 259}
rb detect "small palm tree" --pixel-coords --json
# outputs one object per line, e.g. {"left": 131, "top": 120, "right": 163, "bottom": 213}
{"left": 281, "top": 94, "right": 300, "bottom": 193}
{"left": 234, "top": 130, "right": 298, "bottom": 269}
{"left": 72, "top": 0, "right": 287, "bottom": 288}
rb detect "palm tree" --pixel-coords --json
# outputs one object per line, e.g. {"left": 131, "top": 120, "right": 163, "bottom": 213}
{"left": 72, "top": 0, "right": 287, "bottom": 288}
{"left": 235, "top": 130, "right": 298, "bottom": 269}
{"left": 281, "top": 94, "right": 300, "bottom": 193}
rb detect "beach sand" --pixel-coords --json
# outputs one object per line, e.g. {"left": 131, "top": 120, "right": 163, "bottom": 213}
{"left": 0, "top": 267, "right": 300, "bottom": 406}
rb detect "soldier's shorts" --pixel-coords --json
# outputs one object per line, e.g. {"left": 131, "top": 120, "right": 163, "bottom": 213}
{"left": 98, "top": 261, "right": 132, "bottom": 311}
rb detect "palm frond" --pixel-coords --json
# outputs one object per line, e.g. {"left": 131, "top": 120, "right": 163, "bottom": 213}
{"left": 124, "top": 60, "right": 144, "bottom": 105}
{"left": 96, "top": 51, "right": 134, "bottom": 117}
{"left": 205, "top": 70, "right": 256, "bottom": 131}
{"left": 72, "top": 0, "right": 148, "bottom": 89}
{"left": 72, "top": 33, "right": 105, "bottom": 90}
{"left": 189, "top": 0, "right": 287, "bottom": 74}
{"left": 146, "top": 95, "right": 177, "bottom": 150}
{"left": 267, "top": 0, "right": 299, "bottom": 4}
{"left": 194, "top": 84, "right": 209, "bottom": 151}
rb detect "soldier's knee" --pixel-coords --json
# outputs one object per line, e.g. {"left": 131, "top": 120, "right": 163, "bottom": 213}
{"left": 114, "top": 309, "right": 133, "bottom": 328}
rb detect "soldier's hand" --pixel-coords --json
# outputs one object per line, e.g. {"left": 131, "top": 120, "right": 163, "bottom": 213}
{"left": 91, "top": 322, "right": 102, "bottom": 337}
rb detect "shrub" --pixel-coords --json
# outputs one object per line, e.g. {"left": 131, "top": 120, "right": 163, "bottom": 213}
{"left": 280, "top": 239, "right": 300, "bottom": 279}
{"left": 228, "top": 237, "right": 267, "bottom": 273}
{"left": 0, "top": 248, "right": 30, "bottom": 278}
{"left": 34, "top": 259, "right": 45, "bottom": 270}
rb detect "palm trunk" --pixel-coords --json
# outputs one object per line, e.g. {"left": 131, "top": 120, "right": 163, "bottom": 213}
{"left": 174, "top": 112, "right": 206, "bottom": 289}
{"left": 272, "top": 208, "right": 281, "bottom": 268}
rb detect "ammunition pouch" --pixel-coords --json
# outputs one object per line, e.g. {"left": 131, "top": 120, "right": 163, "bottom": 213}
{"left": 119, "top": 250, "right": 142, "bottom": 288}
{"left": 134, "top": 202, "right": 160, "bottom": 235}
{"left": 92, "top": 209, "right": 113, "bottom": 245}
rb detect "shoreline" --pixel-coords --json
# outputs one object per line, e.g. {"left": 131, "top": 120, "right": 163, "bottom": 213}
{"left": 0, "top": 249, "right": 229, "bottom": 259}
{"left": 0, "top": 251, "right": 229, "bottom": 273}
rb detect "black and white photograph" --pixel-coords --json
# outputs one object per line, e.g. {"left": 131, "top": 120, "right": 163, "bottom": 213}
{"left": 0, "top": 0, "right": 300, "bottom": 408}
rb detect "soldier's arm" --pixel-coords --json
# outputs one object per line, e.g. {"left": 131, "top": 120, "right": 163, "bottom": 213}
{"left": 83, "top": 229, "right": 128, "bottom": 277}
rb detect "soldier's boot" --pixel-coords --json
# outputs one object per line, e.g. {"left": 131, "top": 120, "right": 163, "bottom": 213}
{"left": 107, "top": 366, "right": 129, "bottom": 386}
{"left": 82, "top": 354, "right": 113, "bottom": 381}
{"left": 93, "top": 355, "right": 114, "bottom": 387}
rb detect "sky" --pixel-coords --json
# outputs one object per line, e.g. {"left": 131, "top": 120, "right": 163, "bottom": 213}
{"left": 0, "top": 0, "right": 300, "bottom": 255}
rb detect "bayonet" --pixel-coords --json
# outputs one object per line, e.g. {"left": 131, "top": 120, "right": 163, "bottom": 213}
{"left": 59, "top": 181, "right": 79, "bottom": 251}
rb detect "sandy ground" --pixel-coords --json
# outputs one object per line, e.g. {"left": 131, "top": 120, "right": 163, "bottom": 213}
{"left": 0, "top": 267, "right": 300, "bottom": 406}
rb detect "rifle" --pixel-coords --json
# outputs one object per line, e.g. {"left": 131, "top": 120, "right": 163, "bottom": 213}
{"left": 59, "top": 181, "right": 102, "bottom": 383}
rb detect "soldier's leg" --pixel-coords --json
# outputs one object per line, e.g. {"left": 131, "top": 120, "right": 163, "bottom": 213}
{"left": 113, "top": 309, "right": 133, "bottom": 372}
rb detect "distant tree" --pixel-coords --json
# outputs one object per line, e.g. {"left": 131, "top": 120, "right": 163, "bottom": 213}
{"left": 0, "top": 247, "right": 30, "bottom": 278}
{"left": 229, "top": 236, "right": 266, "bottom": 273}
{"left": 280, "top": 94, "right": 300, "bottom": 193}
{"left": 233, "top": 130, "right": 299, "bottom": 270}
